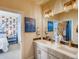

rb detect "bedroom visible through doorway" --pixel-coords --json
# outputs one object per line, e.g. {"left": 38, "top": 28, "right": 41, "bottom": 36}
{"left": 0, "top": 10, "right": 21, "bottom": 59}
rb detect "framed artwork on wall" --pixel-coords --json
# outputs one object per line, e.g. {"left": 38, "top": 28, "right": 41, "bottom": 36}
{"left": 25, "top": 17, "right": 36, "bottom": 32}
{"left": 48, "top": 21, "right": 53, "bottom": 32}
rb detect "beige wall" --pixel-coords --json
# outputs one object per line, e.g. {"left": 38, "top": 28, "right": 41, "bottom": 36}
{"left": 0, "top": 0, "right": 42, "bottom": 59}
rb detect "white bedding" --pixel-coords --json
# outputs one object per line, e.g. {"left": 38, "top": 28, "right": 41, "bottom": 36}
{"left": 0, "top": 38, "right": 9, "bottom": 52}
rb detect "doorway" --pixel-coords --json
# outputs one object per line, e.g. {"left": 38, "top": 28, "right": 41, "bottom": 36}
{"left": 0, "top": 10, "right": 22, "bottom": 59}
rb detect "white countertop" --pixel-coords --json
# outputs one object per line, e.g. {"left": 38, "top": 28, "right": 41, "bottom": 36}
{"left": 34, "top": 40, "right": 78, "bottom": 59}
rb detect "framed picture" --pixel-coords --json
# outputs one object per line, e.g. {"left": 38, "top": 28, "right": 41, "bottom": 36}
{"left": 48, "top": 21, "right": 53, "bottom": 32}
{"left": 25, "top": 17, "right": 36, "bottom": 32}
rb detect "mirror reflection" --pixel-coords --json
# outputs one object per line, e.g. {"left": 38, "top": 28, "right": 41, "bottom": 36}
{"left": 42, "top": 17, "right": 77, "bottom": 46}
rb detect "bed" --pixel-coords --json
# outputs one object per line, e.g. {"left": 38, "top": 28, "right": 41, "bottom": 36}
{"left": 0, "top": 33, "right": 9, "bottom": 52}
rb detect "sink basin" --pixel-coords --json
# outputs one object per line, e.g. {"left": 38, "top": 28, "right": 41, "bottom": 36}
{"left": 58, "top": 45, "right": 78, "bottom": 55}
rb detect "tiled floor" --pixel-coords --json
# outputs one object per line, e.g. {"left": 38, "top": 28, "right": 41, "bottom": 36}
{"left": 0, "top": 44, "right": 21, "bottom": 59}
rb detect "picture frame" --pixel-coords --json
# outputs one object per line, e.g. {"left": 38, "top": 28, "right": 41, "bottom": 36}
{"left": 48, "top": 21, "right": 53, "bottom": 32}
{"left": 25, "top": 17, "right": 36, "bottom": 32}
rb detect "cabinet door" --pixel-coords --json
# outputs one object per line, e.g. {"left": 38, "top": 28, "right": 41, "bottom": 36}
{"left": 48, "top": 54, "right": 58, "bottom": 59}
{"left": 36, "top": 49, "right": 41, "bottom": 59}
{"left": 40, "top": 50, "right": 49, "bottom": 59}
{"left": 35, "top": 46, "right": 41, "bottom": 59}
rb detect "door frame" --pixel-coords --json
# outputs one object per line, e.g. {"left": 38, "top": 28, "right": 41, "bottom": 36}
{"left": 0, "top": 7, "right": 24, "bottom": 59}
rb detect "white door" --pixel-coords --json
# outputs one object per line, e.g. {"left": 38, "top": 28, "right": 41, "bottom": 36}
{"left": 35, "top": 46, "right": 41, "bottom": 59}
{"left": 37, "top": 49, "right": 41, "bottom": 59}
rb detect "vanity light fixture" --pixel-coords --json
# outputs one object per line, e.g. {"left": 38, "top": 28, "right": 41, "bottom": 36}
{"left": 64, "top": 0, "right": 76, "bottom": 12}
{"left": 44, "top": 9, "right": 54, "bottom": 17}
{"left": 44, "top": 14, "right": 49, "bottom": 18}
{"left": 72, "top": 1, "right": 77, "bottom": 9}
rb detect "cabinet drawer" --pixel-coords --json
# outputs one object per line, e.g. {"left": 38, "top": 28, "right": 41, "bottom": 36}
{"left": 39, "top": 45, "right": 48, "bottom": 52}
{"left": 63, "top": 55, "right": 73, "bottom": 59}
{"left": 34, "top": 43, "right": 48, "bottom": 52}
{"left": 48, "top": 54, "right": 58, "bottom": 59}
{"left": 48, "top": 49, "right": 64, "bottom": 59}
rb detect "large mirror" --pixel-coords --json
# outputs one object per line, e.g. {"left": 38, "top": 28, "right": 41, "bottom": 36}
{"left": 42, "top": 17, "right": 78, "bottom": 45}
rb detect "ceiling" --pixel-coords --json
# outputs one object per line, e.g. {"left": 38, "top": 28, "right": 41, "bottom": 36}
{"left": 29, "top": 0, "right": 50, "bottom": 5}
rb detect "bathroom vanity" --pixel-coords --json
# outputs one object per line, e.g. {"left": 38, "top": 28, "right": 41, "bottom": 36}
{"left": 34, "top": 40, "right": 78, "bottom": 59}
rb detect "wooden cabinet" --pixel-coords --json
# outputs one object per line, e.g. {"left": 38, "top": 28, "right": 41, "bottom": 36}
{"left": 36, "top": 48, "right": 41, "bottom": 59}
{"left": 34, "top": 44, "right": 41, "bottom": 59}
{"left": 34, "top": 43, "right": 59, "bottom": 59}
{"left": 34, "top": 44, "right": 49, "bottom": 59}
{"left": 48, "top": 48, "right": 64, "bottom": 59}
{"left": 34, "top": 42, "right": 75, "bottom": 59}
